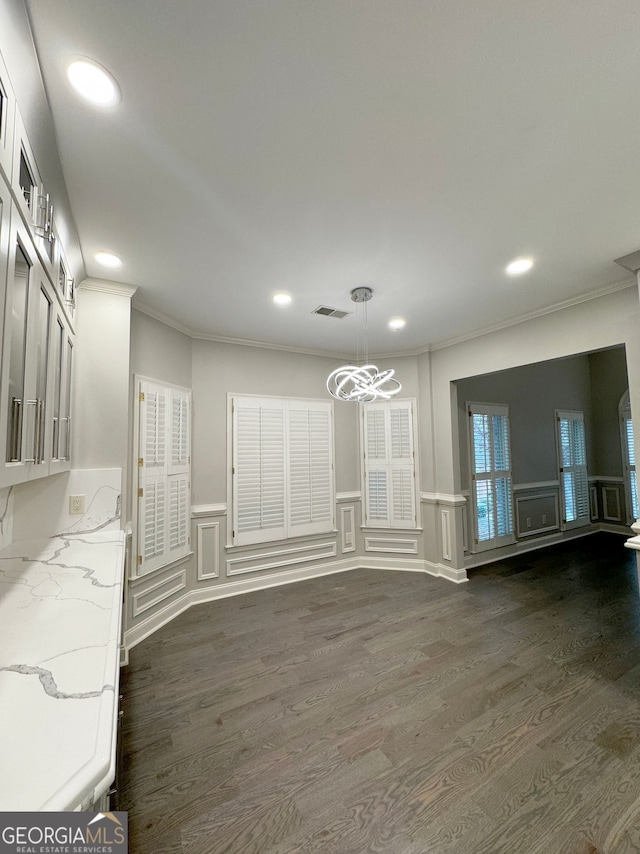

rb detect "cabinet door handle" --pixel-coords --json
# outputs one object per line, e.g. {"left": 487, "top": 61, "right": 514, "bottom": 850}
{"left": 36, "top": 399, "right": 44, "bottom": 464}
{"left": 24, "top": 400, "right": 38, "bottom": 463}
{"left": 52, "top": 416, "right": 58, "bottom": 460}
{"left": 8, "top": 398, "right": 22, "bottom": 462}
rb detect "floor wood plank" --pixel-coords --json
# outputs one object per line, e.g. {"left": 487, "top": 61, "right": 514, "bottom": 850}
{"left": 120, "top": 533, "right": 640, "bottom": 853}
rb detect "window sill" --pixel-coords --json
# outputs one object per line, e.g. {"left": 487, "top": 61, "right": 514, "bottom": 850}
{"left": 226, "top": 530, "right": 338, "bottom": 552}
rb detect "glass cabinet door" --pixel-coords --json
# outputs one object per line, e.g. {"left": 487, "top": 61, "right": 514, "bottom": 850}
{"left": 5, "top": 240, "right": 30, "bottom": 464}
{"left": 51, "top": 318, "right": 63, "bottom": 461}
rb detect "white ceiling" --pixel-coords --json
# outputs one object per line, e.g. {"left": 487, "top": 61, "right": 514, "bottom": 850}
{"left": 25, "top": 0, "right": 640, "bottom": 355}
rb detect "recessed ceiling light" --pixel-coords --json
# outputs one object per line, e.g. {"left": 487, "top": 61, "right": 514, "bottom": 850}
{"left": 388, "top": 317, "right": 406, "bottom": 330}
{"left": 95, "top": 251, "right": 123, "bottom": 269}
{"left": 506, "top": 257, "right": 534, "bottom": 276}
{"left": 273, "top": 292, "right": 292, "bottom": 306}
{"left": 67, "top": 58, "right": 120, "bottom": 107}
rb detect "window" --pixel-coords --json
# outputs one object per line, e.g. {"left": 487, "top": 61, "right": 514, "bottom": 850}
{"left": 135, "top": 378, "right": 191, "bottom": 575}
{"left": 468, "top": 402, "right": 514, "bottom": 551}
{"left": 620, "top": 392, "right": 638, "bottom": 523}
{"left": 231, "top": 396, "right": 334, "bottom": 546}
{"left": 556, "top": 410, "right": 589, "bottom": 529}
{"left": 362, "top": 400, "right": 418, "bottom": 528}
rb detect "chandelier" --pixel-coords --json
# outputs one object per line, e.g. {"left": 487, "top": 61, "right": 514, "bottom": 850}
{"left": 327, "top": 287, "right": 402, "bottom": 403}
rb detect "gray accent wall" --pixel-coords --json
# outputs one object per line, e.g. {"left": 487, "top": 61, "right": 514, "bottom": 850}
{"left": 456, "top": 354, "right": 594, "bottom": 490}
{"left": 588, "top": 346, "right": 629, "bottom": 478}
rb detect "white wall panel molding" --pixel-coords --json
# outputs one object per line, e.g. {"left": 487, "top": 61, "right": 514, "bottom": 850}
{"left": 441, "top": 509, "right": 452, "bottom": 561}
{"left": 131, "top": 568, "right": 187, "bottom": 617}
{"left": 336, "top": 491, "right": 362, "bottom": 502}
{"left": 603, "top": 486, "right": 622, "bottom": 522}
{"left": 420, "top": 492, "right": 467, "bottom": 507}
{"left": 191, "top": 503, "right": 227, "bottom": 518}
{"left": 512, "top": 480, "right": 560, "bottom": 492}
{"left": 227, "top": 541, "right": 337, "bottom": 577}
{"left": 590, "top": 486, "right": 598, "bottom": 521}
{"left": 364, "top": 536, "right": 418, "bottom": 555}
{"left": 340, "top": 506, "right": 356, "bottom": 554}
{"left": 515, "top": 492, "right": 560, "bottom": 538}
{"left": 197, "top": 521, "right": 220, "bottom": 580}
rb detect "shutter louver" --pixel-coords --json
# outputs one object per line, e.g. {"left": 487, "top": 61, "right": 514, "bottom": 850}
{"left": 169, "top": 475, "right": 189, "bottom": 552}
{"left": 557, "top": 410, "right": 589, "bottom": 529}
{"left": 232, "top": 397, "right": 334, "bottom": 544}
{"left": 234, "top": 399, "right": 286, "bottom": 544}
{"left": 363, "top": 401, "right": 417, "bottom": 528}
{"left": 468, "top": 402, "right": 514, "bottom": 550}
{"left": 142, "top": 478, "right": 166, "bottom": 571}
{"left": 137, "top": 380, "right": 191, "bottom": 575}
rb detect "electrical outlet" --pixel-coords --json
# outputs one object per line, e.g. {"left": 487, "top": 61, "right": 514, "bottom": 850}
{"left": 526, "top": 517, "right": 531, "bottom": 528}
{"left": 69, "top": 495, "right": 85, "bottom": 515}
{"left": 542, "top": 513, "right": 547, "bottom": 524}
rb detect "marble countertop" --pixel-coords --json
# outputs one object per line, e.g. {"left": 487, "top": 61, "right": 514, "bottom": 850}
{"left": 0, "top": 531, "right": 125, "bottom": 810}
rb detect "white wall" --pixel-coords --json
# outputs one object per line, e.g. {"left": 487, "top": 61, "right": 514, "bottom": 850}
{"left": 130, "top": 309, "right": 192, "bottom": 389}
{"left": 191, "top": 339, "right": 361, "bottom": 504}
{"left": 73, "top": 285, "right": 133, "bottom": 472}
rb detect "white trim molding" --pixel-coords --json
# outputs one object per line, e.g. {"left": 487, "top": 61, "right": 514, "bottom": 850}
{"left": 336, "top": 491, "right": 362, "bottom": 502}
{"left": 340, "top": 506, "right": 356, "bottom": 554}
{"left": 441, "top": 509, "right": 452, "bottom": 561}
{"left": 191, "top": 503, "right": 227, "bottom": 518}
{"left": 364, "top": 537, "right": 418, "bottom": 555}
{"left": 513, "top": 480, "right": 560, "bottom": 492}
{"left": 197, "top": 521, "right": 220, "bottom": 580}
{"left": 603, "top": 486, "right": 622, "bottom": 522}
{"left": 421, "top": 492, "right": 467, "bottom": 507}
{"left": 589, "top": 475, "right": 625, "bottom": 483}
{"left": 131, "top": 568, "right": 187, "bottom": 617}
{"left": 227, "top": 541, "right": 337, "bottom": 577}
{"left": 79, "top": 277, "right": 138, "bottom": 298}
{"left": 515, "top": 491, "right": 560, "bottom": 538}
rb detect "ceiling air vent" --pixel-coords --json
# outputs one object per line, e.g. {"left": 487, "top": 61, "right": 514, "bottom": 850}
{"left": 312, "top": 305, "right": 351, "bottom": 319}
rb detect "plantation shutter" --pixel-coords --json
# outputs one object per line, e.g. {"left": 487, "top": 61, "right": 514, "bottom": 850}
{"left": 389, "top": 403, "right": 416, "bottom": 526}
{"left": 468, "top": 402, "right": 514, "bottom": 551}
{"left": 363, "top": 400, "right": 417, "bottom": 528}
{"left": 364, "top": 406, "right": 389, "bottom": 525}
{"left": 232, "top": 396, "right": 334, "bottom": 545}
{"left": 233, "top": 397, "right": 287, "bottom": 545}
{"left": 556, "top": 410, "right": 589, "bottom": 529}
{"left": 288, "top": 401, "right": 334, "bottom": 537}
{"left": 137, "top": 379, "right": 191, "bottom": 575}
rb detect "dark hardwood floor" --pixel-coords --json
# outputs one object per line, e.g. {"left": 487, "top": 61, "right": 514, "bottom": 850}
{"left": 120, "top": 533, "right": 640, "bottom": 853}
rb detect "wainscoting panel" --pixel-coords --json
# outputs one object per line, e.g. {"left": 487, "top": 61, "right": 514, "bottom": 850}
{"left": 340, "top": 506, "right": 356, "bottom": 554}
{"left": 603, "top": 485, "right": 622, "bottom": 522}
{"left": 197, "top": 520, "right": 220, "bottom": 580}
{"left": 227, "top": 541, "right": 338, "bottom": 576}
{"left": 364, "top": 537, "right": 418, "bottom": 555}
{"left": 132, "top": 569, "right": 187, "bottom": 617}
{"left": 441, "top": 509, "right": 452, "bottom": 561}
{"left": 590, "top": 486, "right": 598, "bottom": 521}
{"left": 515, "top": 491, "right": 559, "bottom": 538}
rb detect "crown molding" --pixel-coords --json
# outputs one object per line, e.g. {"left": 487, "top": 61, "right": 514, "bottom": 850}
{"left": 79, "top": 277, "right": 138, "bottom": 298}
{"left": 133, "top": 278, "right": 635, "bottom": 360}
{"left": 429, "top": 279, "right": 635, "bottom": 352}
{"left": 133, "top": 298, "right": 353, "bottom": 360}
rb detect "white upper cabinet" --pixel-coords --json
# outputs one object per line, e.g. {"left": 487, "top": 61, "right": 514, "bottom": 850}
{"left": 0, "top": 207, "right": 69, "bottom": 486}
{"left": 0, "top": 52, "right": 16, "bottom": 185}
